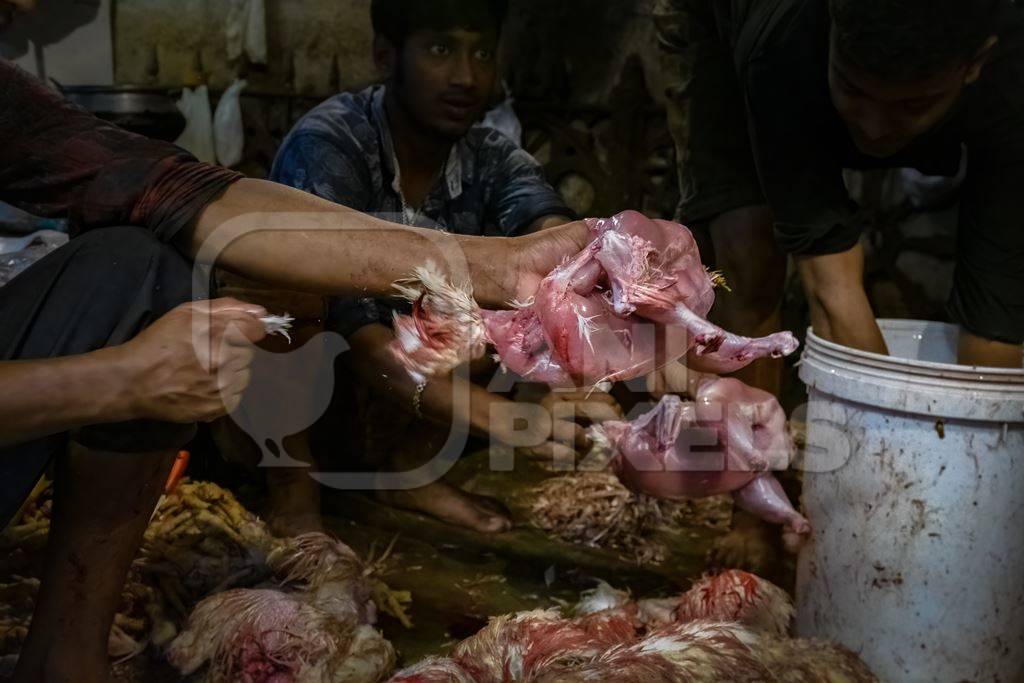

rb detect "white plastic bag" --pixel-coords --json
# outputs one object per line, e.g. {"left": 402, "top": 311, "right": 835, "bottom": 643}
{"left": 174, "top": 86, "right": 216, "bottom": 163}
{"left": 214, "top": 79, "right": 248, "bottom": 168}
{"left": 0, "top": 230, "right": 68, "bottom": 287}
{"left": 482, "top": 84, "right": 523, "bottom": 145}
{"left": 245, "top": 0, "right": 267, "bottom": 64}
{"left": 226, "top": 0, "right": 267, "bottom": 64}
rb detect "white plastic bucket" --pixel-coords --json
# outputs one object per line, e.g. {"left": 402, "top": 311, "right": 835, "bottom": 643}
{"left": 796, "top": 320, "right": 1024, "bottom": 683}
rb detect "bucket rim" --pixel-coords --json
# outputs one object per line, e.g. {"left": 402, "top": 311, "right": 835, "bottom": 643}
{"left": 804, "top": 321, "right": 1024, "bottom": 384}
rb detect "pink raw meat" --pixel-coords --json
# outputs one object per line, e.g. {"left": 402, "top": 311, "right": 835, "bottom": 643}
{"left": 391, "top": 211, "right": 798, "bottom": 387}
{"left": 599, "top": 376, "right": 810, "bottom": 538}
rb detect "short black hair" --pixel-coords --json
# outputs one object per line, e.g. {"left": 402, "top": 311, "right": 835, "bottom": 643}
{"left": 830, "top": 0, "right": 1002, "bottom": 79}
{"left": 371, "top": 0, "right": 509, "bottom": 47}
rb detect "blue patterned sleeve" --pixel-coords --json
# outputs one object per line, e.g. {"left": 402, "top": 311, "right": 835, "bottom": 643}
{"left": 271, "top": 130, "right": 384, "bottom": 336}
{"left": 482, "top": 129, "right": 574, "bottom": 235}
{"left": 270, "top": 132, "right": 372, "bottom": 210}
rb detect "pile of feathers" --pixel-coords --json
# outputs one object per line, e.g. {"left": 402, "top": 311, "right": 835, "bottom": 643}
{"left": 388, "top": 570, "right": 877, "bottom": 683}
{"left": 526, "top": 470, "right": 732, "bottom": 566}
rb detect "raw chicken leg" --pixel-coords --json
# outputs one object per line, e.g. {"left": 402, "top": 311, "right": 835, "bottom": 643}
{"left": 391, "top": 211, "right": 798, "bottom": 387}
{"left": 598, "top": 376, "right": 810, "bottom": 538}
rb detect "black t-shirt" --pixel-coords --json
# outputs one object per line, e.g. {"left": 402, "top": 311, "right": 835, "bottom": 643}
{"left": 737, "top": 0, "right": 1024, "bottom": 344}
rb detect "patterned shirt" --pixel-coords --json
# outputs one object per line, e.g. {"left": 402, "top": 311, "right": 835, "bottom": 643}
{"left": 270, "top": 85, "right": 572, "bottom": 335}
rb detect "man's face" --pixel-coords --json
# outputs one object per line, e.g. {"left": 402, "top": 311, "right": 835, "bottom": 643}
{"left": 828, "top": 33, "right": 983, "bottom": 158}
{"left": 390, "top": 27, "right": 499, "bottom": 142}
{"left": 0, "top": 0, "right": 35, "bottom": 28}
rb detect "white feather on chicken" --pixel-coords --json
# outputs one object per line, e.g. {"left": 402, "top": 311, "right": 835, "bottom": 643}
{"left": 386, "top": 657, "right": 478, "bottom": 683}
{"left": 391, "top": 263, "right": 488, "bottom": 386}
{"left": 168, "top": 533, "right": 395, "bottom": 683}
{"left": 166, "top": 588, "right": 351, "bottom": 680}
{"left": 388, "top": 571, "right": 878, "bottom": 683}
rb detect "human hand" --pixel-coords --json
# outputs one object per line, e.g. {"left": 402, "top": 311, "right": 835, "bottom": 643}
{"left": 507, "top": 220, "right": 591, "bottom": 302}
{"left": 119, "top": 298, "right": 267, "bottom": 423}
{"left": 490, "top": 402, "right": 589, "bottom": 467}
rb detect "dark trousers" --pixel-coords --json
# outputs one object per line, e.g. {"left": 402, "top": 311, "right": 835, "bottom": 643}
{"left": 0, "top": 226, "right": 196, "bottom": 527}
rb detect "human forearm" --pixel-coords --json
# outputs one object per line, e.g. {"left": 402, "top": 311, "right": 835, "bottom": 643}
{"left": 526, "top": 215, "right": 571, "bottom": 234}
{"left": 190, "top": 179, "right": 513, "bottom": 307}
{"left": 0, "top": 350, "right": 134, "bottom": 447}
{"left": 348, "top": 324, "right": 503, "bottom": 438}
{"left": 807, "top": 286, "right": 887, "bottom": 353}
{"left": 958, "top": 329, "right": 1023, "bottom": 368}
{"left": 797, "top": 247, "right": 888, "bottom": 355}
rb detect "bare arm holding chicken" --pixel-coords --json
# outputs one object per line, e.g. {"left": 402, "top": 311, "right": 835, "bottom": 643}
{"left": 389, "top": 211, "right": 799, "bottom": 389}
{"left": 188, "top": 179, "right": 591, "bottom": 312}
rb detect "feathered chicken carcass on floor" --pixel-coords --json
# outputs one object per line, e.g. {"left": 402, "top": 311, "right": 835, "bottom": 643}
{"left": 596, "top": 378, "right": 811, "bottom": 544}
{"left": 0, "top": 480, "right": 403, "bottom": 682}
{"left": 388, "top": 571, "right": 878, "bottom": 683}
{"left": 167, "top": 533, "right": 395, "bottom": 683}
{"left": 390, "top": 211, "right": 799, "bottom": 387}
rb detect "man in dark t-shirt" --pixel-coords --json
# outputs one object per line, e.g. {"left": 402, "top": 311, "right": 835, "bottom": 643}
{"left": 657, "top": 0, "right": 1024, "bottom": 372}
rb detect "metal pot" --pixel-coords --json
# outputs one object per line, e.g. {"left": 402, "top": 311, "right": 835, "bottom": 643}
{"left": 58, "top": 84, "right": 186, "bottom": 141}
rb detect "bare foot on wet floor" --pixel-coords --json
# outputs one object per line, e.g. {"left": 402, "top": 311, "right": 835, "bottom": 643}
{"left": 376, "top": 481, "right": 513, "bottom": 534}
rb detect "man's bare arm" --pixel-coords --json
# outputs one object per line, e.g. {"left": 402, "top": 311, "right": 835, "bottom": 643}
{"left": 958, "top": 329, "right": 1023, "bottom": 368}
{"left": 0, "top": 351, "right": 134, "bottom": 447}
{"left": 190, "top": 179, "right": 589, "bottom": 309}
{"left": 347, "top": 323, "right": 518, "bottom": 440}
{"left": 526, "top": 215, "right": 572, "bottom": 234}
{"left": 796, "top": 244, "right": 888, "bottom": 355}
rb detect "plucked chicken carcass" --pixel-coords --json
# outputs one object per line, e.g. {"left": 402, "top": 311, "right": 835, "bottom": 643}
{"left": 167, "top": 533, "right": 395, "bottom": 683}
{"left": 391, "top": 211, "right": 798, "bottom": 387}
{"left": 597, "top": 376, "right": 811, "bottom": 541}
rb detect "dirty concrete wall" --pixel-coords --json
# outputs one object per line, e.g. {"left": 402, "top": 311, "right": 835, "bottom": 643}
{"left": 115, "top": 0, "right": 377, "bottom": 94}
{"left": 113, "top": 0, "right": 664, "bottom": 104}
{"left": 501, "top": 0, "right": 665, "bottom": 106}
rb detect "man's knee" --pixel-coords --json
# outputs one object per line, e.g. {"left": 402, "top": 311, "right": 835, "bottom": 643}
{"left": 70, "top": 227, "right": 192, "bottom": 310}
